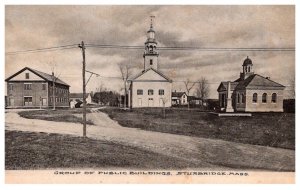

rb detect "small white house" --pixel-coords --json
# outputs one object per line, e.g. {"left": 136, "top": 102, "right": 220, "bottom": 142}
{"left": 172, "top": 92, "right": 188, "bottom": 105}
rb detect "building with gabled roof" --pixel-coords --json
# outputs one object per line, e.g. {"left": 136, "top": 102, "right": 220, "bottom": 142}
{"left": 128, "top": 17, "right": 172, "bottom": 108}
{"left": 5, "top": 67, "right": 70, "bottom": 108}
{"left": 217, "top": 57, "right": 285, "bottom": 112}
{"left": 171, "top": 91, "right": 188, "bottom": 105}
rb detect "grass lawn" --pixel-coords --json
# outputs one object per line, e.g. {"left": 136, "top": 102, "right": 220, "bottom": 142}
{"left": 18, "top": 108, "right": 94, "bottom": 125}
{"left": 5, "top": 130, "right": 200, "bottom": 170}
{"left": 101, "top": 108, "right": 295, "bottom": 150}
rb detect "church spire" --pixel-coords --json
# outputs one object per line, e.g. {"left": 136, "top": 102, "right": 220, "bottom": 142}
{"left": 143, "top": 16, "right": 159, "bottom": 70}
{"left": 146, "top": 16, "right": 156, "bottom": 42}
{"left": 150, "top": 15, "right": 154, "bottom": 29}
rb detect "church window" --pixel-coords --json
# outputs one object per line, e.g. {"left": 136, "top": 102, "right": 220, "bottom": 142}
{"left": 237, "top": 93, "right": 240, "bottom": 104}
{"left": 137, "top": 89, "right": 143, "bottom": 95}
{"left": 272, "top": 93, "right": 277, "bottom": 103}
{"left": 148, "top": 89, "right": 154, "bottom": 95}
{"left": 150, "top": 59, "right": 153, "bottom": 65}
{"left": 262, "top": 93, "right": 267, "bottom": 103}
{"left": 150, "top": 45, "right": 153, "bottom": 52}
{"left": 159, "top": 89, "right": 164, "bottom": 95}
{"left": 252, "top": 93, "right": 257, "bottom": 103}
{"left": 25, "top": 73, "right": 30, "bottom": 79}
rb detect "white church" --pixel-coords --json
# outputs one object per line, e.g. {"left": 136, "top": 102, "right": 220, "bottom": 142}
{"left": 128, "top": 17, "right": 172, "bottom": 108}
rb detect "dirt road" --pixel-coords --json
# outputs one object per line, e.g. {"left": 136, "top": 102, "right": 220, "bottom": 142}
{"left": 5, "top": 109, "right": 295, "bottom": 171}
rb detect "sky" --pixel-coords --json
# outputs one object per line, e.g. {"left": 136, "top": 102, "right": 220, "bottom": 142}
{"left": 5, "top": 5, "right": 295, "bottom": 99}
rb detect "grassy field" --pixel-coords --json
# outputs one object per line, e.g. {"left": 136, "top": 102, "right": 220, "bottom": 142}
{"left": 5, "top": 130, "right": 200, "bottom": 170}
{"left": 101, "top": 108, "right": 295, "bottom": 150}
{"left": 18, "top": 109, "right": 94, "bottom": 125}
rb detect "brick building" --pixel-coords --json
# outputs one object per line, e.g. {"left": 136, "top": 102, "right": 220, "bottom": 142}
{"left": 5, "top": 67, "right": 70, "bottom": 108}
{"left": 217, "top": 57, "right": 285, "bottom": 112}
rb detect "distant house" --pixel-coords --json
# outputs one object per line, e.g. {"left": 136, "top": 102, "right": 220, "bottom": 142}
{"left": 187, "top": 96, "right": 202, "bottom": 105}
{"left": 217, "top": 57, "right": 285, "bottom": 112}
{"left": 171, "top": 92, "right": 188, "bottom": 105}
{"left": 5, "top": 67, "right": 70, "bottom": 108}
{"left": 69, "top": 93, "right": 92, "bottom": 105}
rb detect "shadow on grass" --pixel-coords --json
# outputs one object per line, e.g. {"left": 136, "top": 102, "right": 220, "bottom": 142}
{"left": 18, "top": 109, "right": 94, "bottom": 125}
{"left": 100, "top": 108, "right": 295, "bottom": 150}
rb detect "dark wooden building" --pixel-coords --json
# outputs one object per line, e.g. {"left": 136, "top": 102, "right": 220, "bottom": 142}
{"left": 5, "top": 67, "right": 70, "bottom": 108}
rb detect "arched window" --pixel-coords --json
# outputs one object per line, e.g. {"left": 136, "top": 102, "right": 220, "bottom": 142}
{"left": 150, "top": 45, "right": 153, "bottom": 52}
{"left": 262, "top": 93, "right": 267, "bottom": 103}
{"left": 252, "top": 93, "right": 257, "bottom": 103}
{"left": 237, "top": 93, "right": 240, "bottom": 104}
{"left": 272, "top": 93, "right": 277, "bottom": 103}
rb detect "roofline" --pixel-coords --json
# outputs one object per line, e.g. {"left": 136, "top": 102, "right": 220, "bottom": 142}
{"left": 129, "top": 68, "right": 172, "bottom": 82}
{"left": 254, "top": 74, "right": 286, "bottom": 87}
{"left": 172, "top": 92, "right": 187, "bottom": 97}
{"left": 5, "top": 67, "right": 70, "bottom": 87}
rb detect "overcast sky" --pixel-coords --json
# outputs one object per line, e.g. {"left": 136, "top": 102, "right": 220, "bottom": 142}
{"left": 5, "top": 5, "right": 295, "bottom": 98}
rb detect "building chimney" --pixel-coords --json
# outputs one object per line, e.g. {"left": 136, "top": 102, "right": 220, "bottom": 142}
{"left": 266, "top": 77, "right": 270, "bottom": 79}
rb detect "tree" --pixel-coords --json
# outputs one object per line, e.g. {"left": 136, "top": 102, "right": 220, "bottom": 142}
{"left": 95, "top": 82, "right": 106, "bottom": 105}
{"left": 160, "top": 96, "right": 168, "bottom": 118}
{"left": 289, "top": 77, "right": 295, "bottom": 99}
{"left": 118, "top": 63, "right": 132, "bottom": 108}
{"left": 183, "top": 78, "right": 196, "bottom": 110}
{"left": 47, "top": 61, "right": 61, "bottom": 110}
{"left": 196, "top": 77, "right": 209, "bottom": 107}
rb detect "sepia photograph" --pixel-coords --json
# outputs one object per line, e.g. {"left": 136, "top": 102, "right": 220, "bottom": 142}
{"left": 4, "top": 4, "right": 295, "bottom": 184}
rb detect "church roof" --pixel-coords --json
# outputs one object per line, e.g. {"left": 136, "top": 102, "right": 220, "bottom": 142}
{"left": 128, "top": 68, "right": 172, "bottom": 82}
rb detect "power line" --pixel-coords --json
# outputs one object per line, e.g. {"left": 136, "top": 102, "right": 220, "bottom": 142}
{"left": 85, "top": 44, "right": 295, "bottom": 51}
{"left": 5, "top": 44, "right": 78, "bottom": 55}
{"left": 6, "top": 43, "right": 295, "bottom": 55}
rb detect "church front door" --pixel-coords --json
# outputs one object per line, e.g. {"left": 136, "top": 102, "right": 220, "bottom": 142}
{"left": 148, "top": 98, "right": 154, "bottom": 107}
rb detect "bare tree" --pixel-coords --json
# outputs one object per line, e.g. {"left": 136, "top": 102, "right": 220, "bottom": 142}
{"left": 196, "top": 77, "right": 209, "bottom": 107}
{"left": 290, "top": 77, "right": 295, "bottom": 99}
{"left": 118, "top": 63, "right": 132, "bottom": 108}
{"left": 160, "top": 96, "right": 168, "bottom": 118}
{"left": 96, "top": 82, "right": 106, "bottom": 105}
{"left": 47, "top": 61, "right": 61, "bottom": 110}
{"left": 183, "top": 78, "right": 196, "bottom": 110}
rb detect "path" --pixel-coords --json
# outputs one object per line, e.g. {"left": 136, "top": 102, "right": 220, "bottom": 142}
{"left": 5, "top": 109, "right": 295, "bottom": 171}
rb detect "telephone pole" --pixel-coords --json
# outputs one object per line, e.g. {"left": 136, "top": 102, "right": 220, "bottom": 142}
{"left": 79, "top": 41, "right": 87, "bottom": 137}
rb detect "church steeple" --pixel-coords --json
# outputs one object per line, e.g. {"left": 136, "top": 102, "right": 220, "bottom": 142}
{"left": 143, "top": 16, "right": 159, "bottom": 70}
{"left": 240, "top": 56, "right": 254, "bottom": 80}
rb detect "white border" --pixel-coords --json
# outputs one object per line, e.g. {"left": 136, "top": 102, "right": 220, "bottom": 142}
{"left": 1, "top": 0, "right": 297, "bottom": 190}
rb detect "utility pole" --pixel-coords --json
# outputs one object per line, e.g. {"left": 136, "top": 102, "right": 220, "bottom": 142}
{"left": 52, "top": 72, "right": 56, "bottom": 110}
{"left": 79, "top": 41, "right": 87, "bottom": 137}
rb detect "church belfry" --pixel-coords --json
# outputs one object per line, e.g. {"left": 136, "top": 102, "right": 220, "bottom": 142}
{"left": 143, "top": 16, "right": 159, "bottom": 70}
{"left": 240, "top": 56, "right": 254, "bottom": 80}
